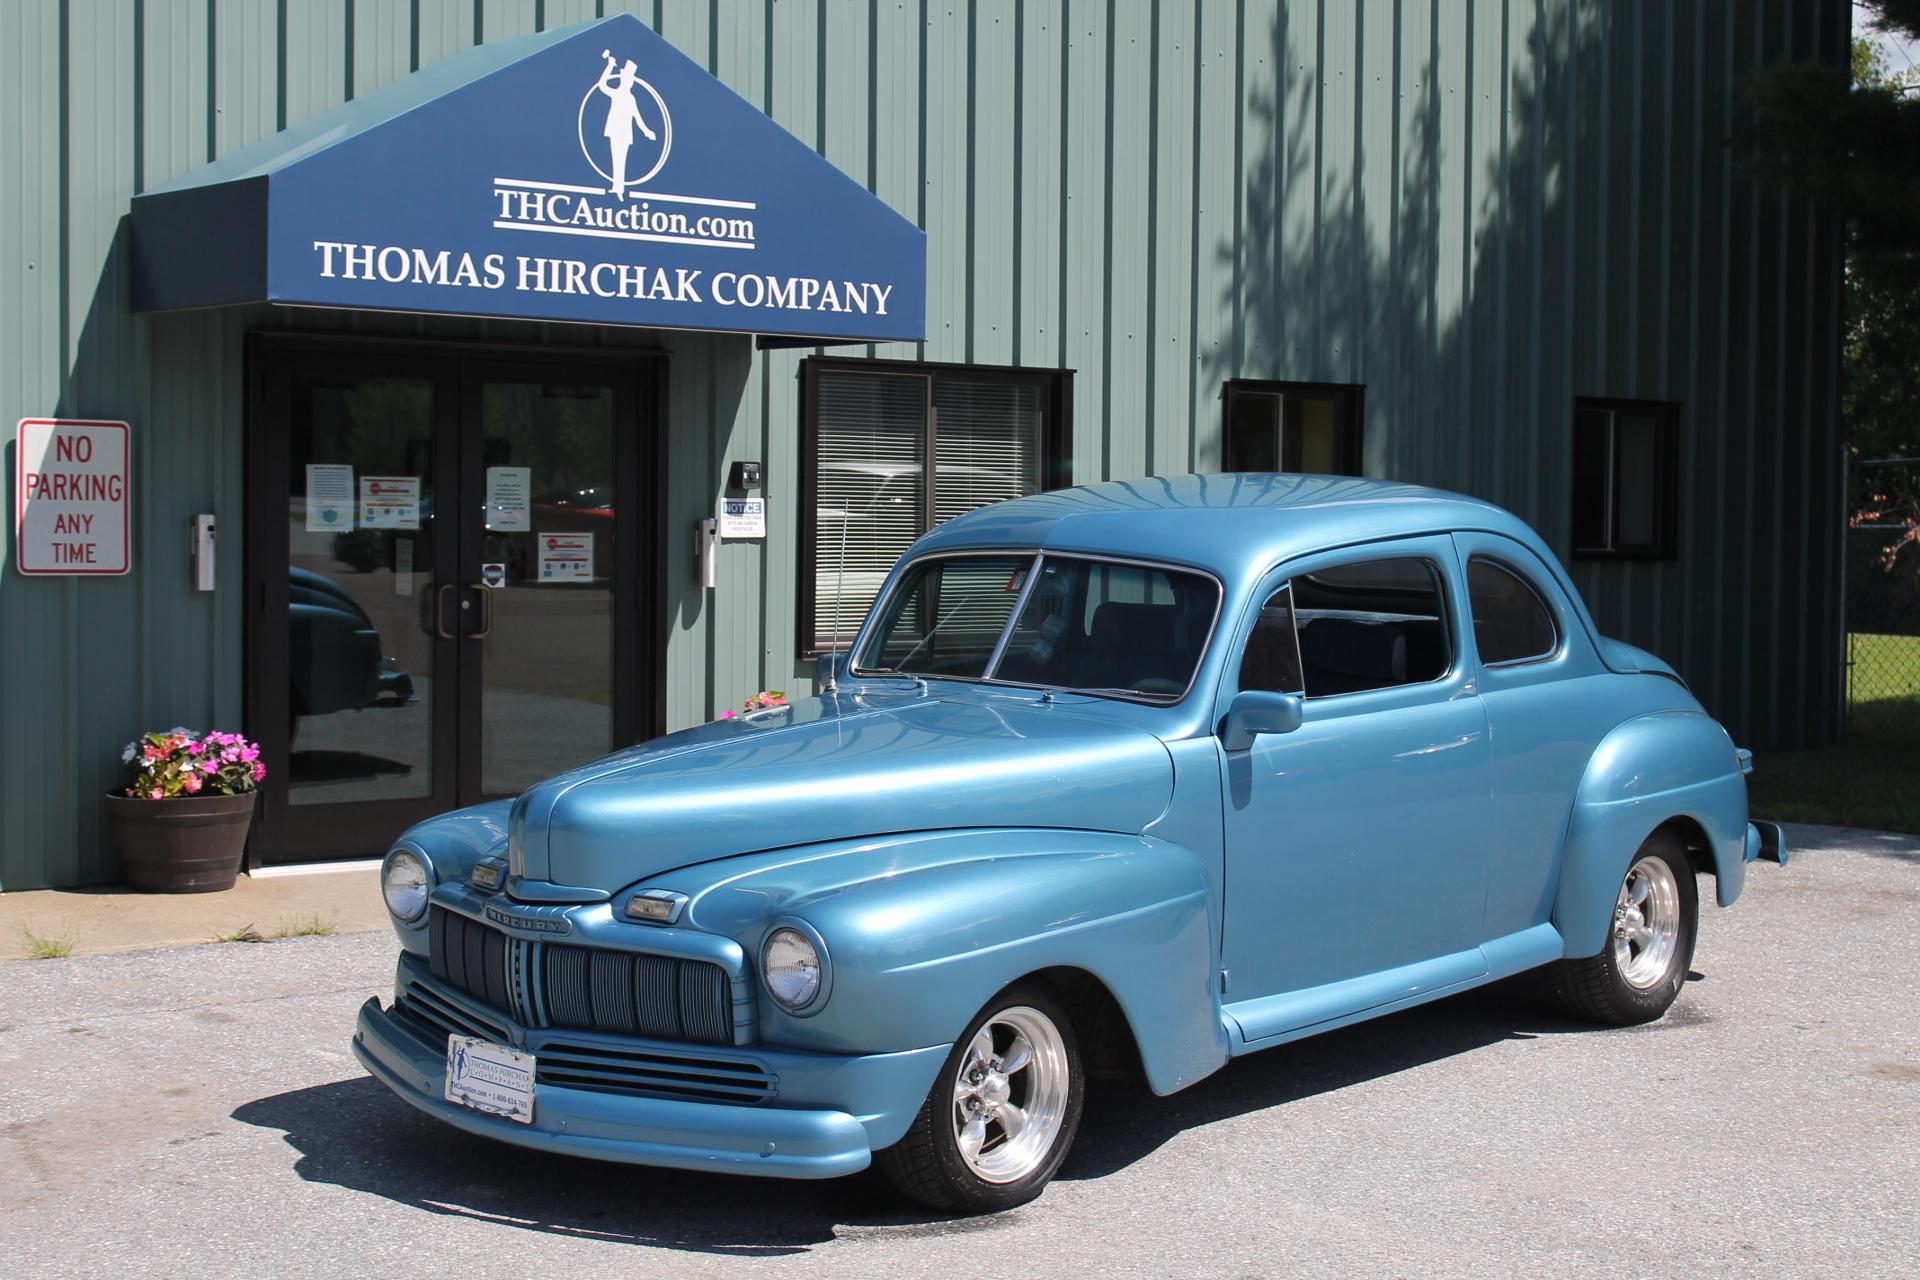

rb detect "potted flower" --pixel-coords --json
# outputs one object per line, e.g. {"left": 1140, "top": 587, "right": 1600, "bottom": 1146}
{"left": 102, "top": 728, "right": 267, "bottom": 893}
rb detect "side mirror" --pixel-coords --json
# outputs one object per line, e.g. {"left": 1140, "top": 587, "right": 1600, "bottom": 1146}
{"left": 1218, "top": 690, "right": 1304, "bottom": 751}
{"left": 816, "top": 651, "right": 848, "bottom": 689}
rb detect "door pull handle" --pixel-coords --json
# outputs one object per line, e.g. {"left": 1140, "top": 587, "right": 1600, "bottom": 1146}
{"left": 469, "top": 583, "right": 494, "bottom": 639}
{"left": 434, "top": 583, "right": 457, "bottom": 640}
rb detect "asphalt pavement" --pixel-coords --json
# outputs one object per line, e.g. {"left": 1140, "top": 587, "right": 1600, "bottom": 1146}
{"left": 2, "top": 823, "right": 1915, "bottom": 1278}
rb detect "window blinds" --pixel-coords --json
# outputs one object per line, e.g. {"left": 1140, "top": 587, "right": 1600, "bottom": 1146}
{"left": 814, "top": 373, "right": 926, "bottom": 647}
{"left": 813, "top": 370, "right": 1047, "bottom": 650}
{"left": 932, "top": 378, "right": 1044, "bottom": 525}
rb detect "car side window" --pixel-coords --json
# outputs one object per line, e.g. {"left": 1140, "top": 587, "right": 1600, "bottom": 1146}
{"left": 1288, "top": 557, "right": 1452, "bottom": 697}
{"left": 1467, "top": 557, "right": 1559, "bottom": 665}
{"left": 1238, "top": 584, "right": 1305, "bottom": 695}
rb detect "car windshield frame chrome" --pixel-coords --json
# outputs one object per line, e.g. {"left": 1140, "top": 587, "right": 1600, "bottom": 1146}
{"left": 849, "top": 548, "right": 1225, "bottom": 705}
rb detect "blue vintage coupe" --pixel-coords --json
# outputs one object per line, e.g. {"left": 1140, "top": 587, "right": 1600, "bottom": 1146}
{"left": 354, "top": 474, "right": 1785, "bottom": 1212}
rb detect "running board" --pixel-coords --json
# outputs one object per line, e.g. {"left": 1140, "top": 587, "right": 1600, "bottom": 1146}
{"left": 1222, "top": 923, "right": 1564, "bottom": 1053}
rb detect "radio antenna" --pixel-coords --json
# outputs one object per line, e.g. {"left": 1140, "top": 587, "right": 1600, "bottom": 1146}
{"left": 825, "top": 499, "right": 850, "bottom": 692}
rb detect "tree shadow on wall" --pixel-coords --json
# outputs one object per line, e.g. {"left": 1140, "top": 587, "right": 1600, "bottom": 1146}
{"left": 1209, "top": 1, "right": 1605, "bottom": 523}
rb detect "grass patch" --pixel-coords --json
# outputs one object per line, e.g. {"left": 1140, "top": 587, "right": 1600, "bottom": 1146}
{"left": 1749, "top": 730, "right": 1920, "bottom": 835}
{"left": 1748, "top": 635, "right": 1920, "bottom": 835}
{"left": 1845, "top": 633, "right": 1920, "bottom": 710}
{"left": 271, "top": 913, "right": 339, "bottom": 939}
{"left": 18, "top": 928, "right": 76, "bottom": 960}
{"left": 210, "top": 924, "right": 266, "bottom": 944}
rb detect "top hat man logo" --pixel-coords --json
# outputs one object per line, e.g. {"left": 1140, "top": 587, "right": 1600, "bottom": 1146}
{"left": 578, "top": 49, "right": 672, "bottom": 197}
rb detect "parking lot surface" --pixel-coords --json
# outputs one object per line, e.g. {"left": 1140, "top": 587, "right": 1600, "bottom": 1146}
{"left": 2, "top": 823, "right": 1915, "bottom": 1278}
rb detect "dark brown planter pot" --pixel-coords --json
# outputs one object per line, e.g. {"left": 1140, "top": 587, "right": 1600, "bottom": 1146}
{"left": 102, "top": 790, "right": 258, "bottom": 893}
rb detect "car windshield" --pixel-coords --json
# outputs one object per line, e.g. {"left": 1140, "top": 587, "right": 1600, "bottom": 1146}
{"left": 853, "top": 553, "right": 1219, "bottom": 701}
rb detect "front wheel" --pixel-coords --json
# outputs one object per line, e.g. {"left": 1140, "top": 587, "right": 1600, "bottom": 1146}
{"left": 1546, "top": 829, "right": 1699, "bottom": 1025}
{"left": 875, "top": 982, "right": 1084, "bottom": 1213}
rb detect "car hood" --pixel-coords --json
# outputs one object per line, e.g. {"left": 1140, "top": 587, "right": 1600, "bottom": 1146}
{"left": 510, "top": 687, "right": 1176, "bottom": 890}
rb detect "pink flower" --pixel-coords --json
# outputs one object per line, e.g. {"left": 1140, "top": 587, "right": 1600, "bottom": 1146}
{"left": 148, "top": 787, "right": 164, "bottom": 800}
{"left": 182, "top": 773, "right": 202, "bottom": 794}
{"left": 200, "top": 761, "right": 219, "bottom": 774}
{"left": 221, "top": 747, "right": 241, "bottom": 763}
{"left": 187, "top": 740, "right": 206, "bottom": 755}
{"left": 251, "top": 762, "right": 267, "bottom": 782}
{"left": 717, "top": 711, "right": 737, "bottom": 720}
{"left": 241, "top": 745, "right": 259, "bottom": 762}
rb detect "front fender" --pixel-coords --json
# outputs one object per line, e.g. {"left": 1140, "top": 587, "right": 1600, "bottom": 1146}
{"left": 675, "top": 828, "right": 1226, "bottom": 1096}
{"left": 1554, "top": 711, "right": 1749, "bottom": 958}
{"left": 386, "top": 800, "right": 514, "bottom": 952}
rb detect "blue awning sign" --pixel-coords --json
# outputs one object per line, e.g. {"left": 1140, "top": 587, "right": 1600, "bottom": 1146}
{"left": 131, "top": 16, "right": 925, "bottom": 344}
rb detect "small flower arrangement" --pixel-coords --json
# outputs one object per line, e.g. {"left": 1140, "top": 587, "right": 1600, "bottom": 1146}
{"left": 120, "top": 728, "right": 267, "bottom": 800}
{"left": 717, "top": 690, "right": 788, "bottom": 721}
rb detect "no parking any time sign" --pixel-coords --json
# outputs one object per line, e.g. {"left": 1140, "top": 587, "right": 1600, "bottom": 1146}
{"left": 15, "top": 419, "right": 131, "bottom": 575}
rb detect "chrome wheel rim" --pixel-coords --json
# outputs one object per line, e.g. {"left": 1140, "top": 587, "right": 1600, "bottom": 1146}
{"left": 949, "top": 1005, "right": 1070, "bottom": 1184}
{"left": 1613, "top": 854, "right": 1682, "bottom": 989}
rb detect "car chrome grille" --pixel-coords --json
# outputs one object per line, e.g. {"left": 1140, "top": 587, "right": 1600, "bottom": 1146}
{"left": 395, "top": 978, "right": 513, "bottom": 1045}
{"left": 542, "top": 942, "right": 734, "bottom": 1046}
{"left": 394, "top": 984, "right": 777, "bottom": 1106}
{"left": 425, "top": 905, "right": 739, "bottom": 1048}
{"left": 533, "top": 1040, "right": 778, "bottom": 1105}
{"left": 428, "top": 906, "right": 515, "bottom": 1018}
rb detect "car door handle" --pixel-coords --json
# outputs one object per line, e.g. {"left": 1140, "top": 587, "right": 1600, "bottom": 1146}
{"left": 468, "top": 583, "right": 494, "bottom": 639}
{"left": 434, "top": 583, "right": 457, "bottom": 640}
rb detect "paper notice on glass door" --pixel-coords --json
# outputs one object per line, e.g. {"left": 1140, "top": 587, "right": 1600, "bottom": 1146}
{"left": 486, "top": 466, "right": 531, "bottom": 531}
{"left": 359, "top": 475, "right": 421, "bottom": 530}
{"left": 305, "top": 464, "right": 354, "bottom": 532}
{"left": 537, "top": 532, "right": 593, "bottom": 582}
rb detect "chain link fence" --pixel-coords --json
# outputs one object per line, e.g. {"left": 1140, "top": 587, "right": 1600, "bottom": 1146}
{"left": 1845, "top": 457, "right": 1920, "bottom": 738}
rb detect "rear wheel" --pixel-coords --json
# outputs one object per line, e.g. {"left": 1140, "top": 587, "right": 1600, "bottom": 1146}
{"left": 1546, "top": 829, "right": 1698, "bottom": 1025}
{"left": 875, "top": 982, "right": 1084, "bottom": 1213}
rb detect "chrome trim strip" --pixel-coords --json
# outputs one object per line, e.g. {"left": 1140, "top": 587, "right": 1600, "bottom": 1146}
{"left": 983, "top": 552, "right": 1044, "bottom": 674}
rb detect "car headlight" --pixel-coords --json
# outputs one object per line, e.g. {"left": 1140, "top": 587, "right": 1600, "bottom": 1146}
{"left": 382, "top": 848, "right": 433, "bottom": 922}
{"left": 761, "top": 925, "right": 826, "bottom": 1012}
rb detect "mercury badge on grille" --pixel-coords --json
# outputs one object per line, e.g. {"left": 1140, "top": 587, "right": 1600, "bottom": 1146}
{"left": 484, "top": 902, "right": 572, "bottom": 935}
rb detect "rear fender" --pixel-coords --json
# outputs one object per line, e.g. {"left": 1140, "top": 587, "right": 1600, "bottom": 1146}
{"left": 678, "top": 828, "right": 1226, "bottom": 1097}
{"left": 1555, "top": 712, "right": 1749, "bottom": 958}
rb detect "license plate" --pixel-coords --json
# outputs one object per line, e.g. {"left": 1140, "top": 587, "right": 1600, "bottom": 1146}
{"left": 444, "top": 1035, "right": 535, "bottom": 1124}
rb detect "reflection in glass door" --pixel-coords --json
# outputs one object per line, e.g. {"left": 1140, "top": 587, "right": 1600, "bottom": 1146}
{"left": 471, "top": 378, "right": 619, "bottom": 796}
{"left": 286, "top": 375, "right": 443, "bottom": 810}
{"left": 251, "top": 344, "right": 653, "bottom": 863}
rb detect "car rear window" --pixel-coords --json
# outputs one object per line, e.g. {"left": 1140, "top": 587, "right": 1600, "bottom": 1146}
{"left": 1467, "top": 557, "right": 1559, "bottom": 665}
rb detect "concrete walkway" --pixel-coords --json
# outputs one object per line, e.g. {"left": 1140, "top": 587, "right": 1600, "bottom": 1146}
{"left": 0, "top": 865, "right": 388, "bottom": 961}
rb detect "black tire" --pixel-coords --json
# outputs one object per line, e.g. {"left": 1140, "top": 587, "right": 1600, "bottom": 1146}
{"left": 875, "top": 981, "right": 1085, "bottom": 1214}
{"left": 1545, "top": 828, "right": 1699, "bottom": 1025}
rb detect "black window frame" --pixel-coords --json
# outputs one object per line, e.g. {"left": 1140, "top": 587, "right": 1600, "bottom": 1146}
{"left": 1465, "top": 555, "right": 1562, "bottom": 668}
{"left": 1571, "top": 397, "right": 1680, "bottom": 560}
{"left": 1221, "top": 379, "right": 1366, "bottom": 475}
{"left": 798, "top": 356, "right": 1073, "bottom": 659}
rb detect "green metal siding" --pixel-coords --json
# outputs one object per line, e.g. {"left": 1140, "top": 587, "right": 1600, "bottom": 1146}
{"left": 0, "top": 0, "right": 1846, "bottom": 889}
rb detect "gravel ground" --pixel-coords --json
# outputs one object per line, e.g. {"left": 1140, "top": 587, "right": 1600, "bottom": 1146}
{"left": 1, "top": 823, "right": 1915, "bottom": 1279}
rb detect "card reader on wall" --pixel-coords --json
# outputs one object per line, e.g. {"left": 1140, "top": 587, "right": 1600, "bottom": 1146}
{"left": 695, "top": 516, "right": 717, "bottom": 590}
{"left": 191, "top": 514, "right": 216, "bottom": 592}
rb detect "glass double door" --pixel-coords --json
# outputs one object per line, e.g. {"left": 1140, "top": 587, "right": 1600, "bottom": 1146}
{"left": 250, "top": 343, "right": 654, "bottom": 862}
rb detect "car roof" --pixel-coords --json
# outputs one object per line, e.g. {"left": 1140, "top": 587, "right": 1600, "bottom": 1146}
{"left": 912, "top": 473, "right": 1543, "bottom": 582}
